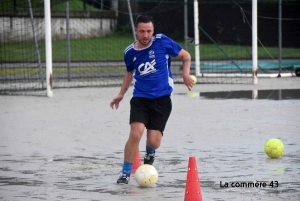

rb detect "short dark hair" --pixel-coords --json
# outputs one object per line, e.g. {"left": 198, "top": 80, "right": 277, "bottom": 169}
{"left": 135, "top": 14, "right": 154, "bottom": 27}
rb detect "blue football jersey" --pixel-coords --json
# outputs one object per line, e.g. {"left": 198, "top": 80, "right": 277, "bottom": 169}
{"left": 124, "top": 34, "right": 182, "bottom": 99}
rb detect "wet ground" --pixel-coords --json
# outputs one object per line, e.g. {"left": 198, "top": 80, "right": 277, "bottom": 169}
{"left": 0, "top": 78, "right": 299, "bottom": 201}
{"left": 181, "top": 89, "right": 300, "bottom": 100}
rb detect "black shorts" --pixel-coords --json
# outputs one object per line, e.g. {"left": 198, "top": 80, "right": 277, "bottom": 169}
{"left": 130, "top": 96, "right": 172, "bottom": 135}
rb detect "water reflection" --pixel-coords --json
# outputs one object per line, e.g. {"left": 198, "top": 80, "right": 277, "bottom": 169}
{"left": 182, "top": 89, "right": 300, "bottom": 100}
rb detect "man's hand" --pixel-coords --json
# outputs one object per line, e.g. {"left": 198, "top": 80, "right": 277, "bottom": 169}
{"left": 110, "top": 94, "right": 124, "bottom": 109}
{"left": 183, "top": 74, "right": 194, "bottom": 91}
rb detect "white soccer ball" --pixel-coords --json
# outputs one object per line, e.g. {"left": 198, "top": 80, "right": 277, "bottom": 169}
{"left": 134, "top": 164, "right": 158, "bottom": 187}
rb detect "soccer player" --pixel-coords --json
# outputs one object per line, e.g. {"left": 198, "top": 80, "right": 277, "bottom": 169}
{"left": 110, "top": 14, "right": 193, "bottom": 184}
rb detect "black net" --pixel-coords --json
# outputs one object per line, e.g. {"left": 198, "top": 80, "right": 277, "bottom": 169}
{"left": 1, "top": 0, "right": 299, "bottom": 94}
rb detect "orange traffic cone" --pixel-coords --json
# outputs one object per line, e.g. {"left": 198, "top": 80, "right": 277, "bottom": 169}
{"left": 131, "top": 150, "right": 141, "bottom": 173}
{"left": 184, "top": 156, "right": 203, "bottom": 201}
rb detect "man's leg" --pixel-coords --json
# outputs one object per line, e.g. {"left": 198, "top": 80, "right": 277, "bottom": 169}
{"left": 146, "top": 129, "right": 162, "bottom": 150}
{"left": 125, "top": 122, "right": 145, "bottom": 162}
{"left": 143, "top": 96, "right": 172, "bottom": 165}
{"left": 117, "top": 122, "right": 144, "bottom": 184}
{"left": 144, "top": 130, "right": 162, "bottom": 165}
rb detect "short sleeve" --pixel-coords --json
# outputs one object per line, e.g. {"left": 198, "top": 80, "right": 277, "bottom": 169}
{"left": 159, "top": 34, "right": 182, "bottom": 57}
{"left": 124, "top": 44, "right": 135, "bottom": 72}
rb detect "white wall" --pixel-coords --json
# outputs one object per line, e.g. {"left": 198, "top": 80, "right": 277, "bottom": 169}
{"left": 1, "top": 17, "right": 117, "bottom": 42}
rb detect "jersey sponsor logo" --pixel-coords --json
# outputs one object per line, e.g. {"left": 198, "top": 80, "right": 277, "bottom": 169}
{"left": 149, "top": 50, "right": 155, "bottom": 58}
{"left": 133, "top": 57, "right": 136, "bottom": 62}
{"left": 138, "top": 59, "right": 157, "bottom": 76}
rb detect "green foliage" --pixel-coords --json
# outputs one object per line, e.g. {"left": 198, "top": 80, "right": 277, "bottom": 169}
{"left": 116, "top": 21, "right": 133, "bottom": 35}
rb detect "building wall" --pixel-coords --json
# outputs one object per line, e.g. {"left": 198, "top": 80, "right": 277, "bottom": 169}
{"left": 0, "top": 10, "right": 117, "bottom": 42}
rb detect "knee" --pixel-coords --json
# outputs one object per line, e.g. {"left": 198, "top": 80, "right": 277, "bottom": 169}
{"left": 129, "top": 130, "right": 143, "bottom": 142}
{"left": 147, "top": 139, "right": 161, "bottom": 149}
{"left": 147, "top": 130, "right": 162, "bottom": 149}
{"left": 129, "top": 122, "right": 144, "bottom": 142}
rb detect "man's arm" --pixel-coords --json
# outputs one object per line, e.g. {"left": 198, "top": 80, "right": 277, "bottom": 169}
{"left": 177, "top": 49, "right": 194, "bottom": 91}
{"left": 119, "top": 71, "right": 134, "bottom": 96}
{"left": 110, "top": 70, "right": 134, "bottom": 109}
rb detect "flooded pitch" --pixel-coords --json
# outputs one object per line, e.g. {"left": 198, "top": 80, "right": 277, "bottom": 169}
{"left": 180, "top": 89, "right": 300, "bottom": 100}
{"left": 1, "top": 79, "right": 300, "bottom": 200}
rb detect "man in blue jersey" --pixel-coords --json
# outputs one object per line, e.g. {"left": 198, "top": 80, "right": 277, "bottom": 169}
{"left": 110, "top": 14, "right": 194, "bottom": 184}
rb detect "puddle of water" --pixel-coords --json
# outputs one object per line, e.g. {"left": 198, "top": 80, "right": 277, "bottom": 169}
{"left": 182, "top": 89, "right": 300, "bottom": 100}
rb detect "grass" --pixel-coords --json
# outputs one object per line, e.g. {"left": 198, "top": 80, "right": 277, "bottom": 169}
{"left": 1, "top": 34, "right": 299, "bottom": 77}
{"left": 2, "top": 1, "right": 298, "bottom": 78}
{"left": 1, "top": 0, "right": 98, "bottom": 11}
{"left": 0, "top": 66, "right": 126, "bottom": 76}
{"left": 1, "top": 32, "right": 300, "bottom": 63}
{"left": 51, "top": 0, "right": 99, "bottom": 11}
{"left": 2, "top": 1, "right": 299, "bottom": 62}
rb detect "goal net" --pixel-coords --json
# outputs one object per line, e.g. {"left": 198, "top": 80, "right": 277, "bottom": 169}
{"left": 1, "top": 0, "right": 299, "bottom": 94}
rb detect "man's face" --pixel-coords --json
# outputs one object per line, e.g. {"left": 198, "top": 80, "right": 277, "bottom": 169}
{"left": 135, "top": 22, "right": 154, "bottom": 46}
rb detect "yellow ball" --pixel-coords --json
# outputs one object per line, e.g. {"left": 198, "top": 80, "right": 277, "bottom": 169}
{"left": 187, "top": 91, "right": 198, "bottom": 97}
{"left": 264, "top": 138, "right": 284, "bottom": 158}
{"left": 190, "top": 75, "right": 197, "bottom": 85}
